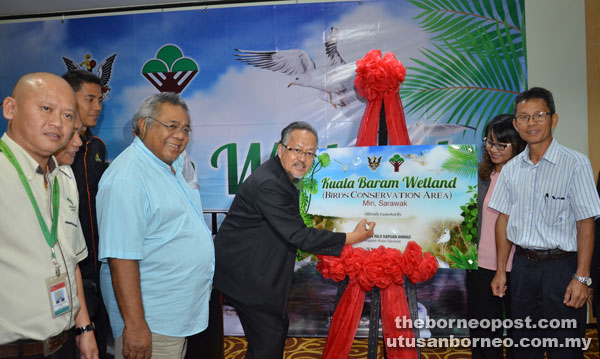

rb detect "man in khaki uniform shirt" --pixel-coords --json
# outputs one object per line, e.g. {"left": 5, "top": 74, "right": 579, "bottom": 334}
{"left": 0, "top": 72, "right": 98, "bottom": 358}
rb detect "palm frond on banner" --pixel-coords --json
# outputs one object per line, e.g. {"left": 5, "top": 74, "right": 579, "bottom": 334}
{"left": 407, "top": 0, "right": 525, "bottom": 57}
{"left": 442, "top": 145, "right": 478, "bottom": 178}
{"left": 400, "top": 8, "right": 526, "bottom": 129}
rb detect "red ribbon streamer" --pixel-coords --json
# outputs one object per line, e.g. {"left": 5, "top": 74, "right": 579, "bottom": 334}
{"left": 321, "top": 281, "right": 365, "bottom": 358}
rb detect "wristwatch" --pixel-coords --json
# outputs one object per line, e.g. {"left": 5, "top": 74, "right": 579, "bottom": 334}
{"left": 75, "top": 323, "right": 95, "bottom": 336}
{"left": 573, "top": 274, "right": 592, "bottom": 287}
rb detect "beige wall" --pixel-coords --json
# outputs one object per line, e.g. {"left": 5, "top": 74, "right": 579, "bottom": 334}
{"left": 586, "top": 0, "right": 600, "bottom": 179}
{"left": 525, "top": 0, "right": 589, "bottom": 156}
{"left": 526, "top": 0, "right": 599, "bottom": 179}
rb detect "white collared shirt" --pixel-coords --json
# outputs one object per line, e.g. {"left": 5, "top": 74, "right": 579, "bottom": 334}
{"left": 489, "top": 138, "right": 600, "bottom": 251}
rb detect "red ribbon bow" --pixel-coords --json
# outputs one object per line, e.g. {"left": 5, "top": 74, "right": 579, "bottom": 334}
{"left": 317, "top": 242, "right": 437, "bottom": 359}
{"left": 354, "top": 49, "right": 411, "bottom": 146}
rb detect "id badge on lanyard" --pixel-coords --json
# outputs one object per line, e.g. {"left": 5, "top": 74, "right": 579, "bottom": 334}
{"left": 46, "top": 273, "right": 71, "bottom": 317}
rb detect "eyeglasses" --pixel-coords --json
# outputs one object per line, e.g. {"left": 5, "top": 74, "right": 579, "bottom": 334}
{"left": 483, "top": 137, "right": 511, "bottom": 151}
{"left": 151, "top": 118, "right": 192, "bottom": 135}
{"left": 280, "top": 142, "right": 316, "bottom": 158}
{"left": 515, "top": 111, "right": 551, "bottom": 125}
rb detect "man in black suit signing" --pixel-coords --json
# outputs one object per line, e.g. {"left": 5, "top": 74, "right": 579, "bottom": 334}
{"left": 214, "top": 121, "right": 375, "bottom": 358}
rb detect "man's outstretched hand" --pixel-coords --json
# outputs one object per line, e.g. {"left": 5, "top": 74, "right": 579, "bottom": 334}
{"left": 345, "top": 219, "right": 376, "bottom": 245}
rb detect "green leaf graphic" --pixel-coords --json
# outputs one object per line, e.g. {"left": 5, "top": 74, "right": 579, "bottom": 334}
{"left": 142, "top": 59, "right": 168, "bottom": 73}
{"left": 156, "top": 45, "right": 184, "bottom": 69}
{"left": 172, "top": 58, "right": 199, "bottom": 72}
{"left": 401, "top": 0, "right": 526, "bottom": 130}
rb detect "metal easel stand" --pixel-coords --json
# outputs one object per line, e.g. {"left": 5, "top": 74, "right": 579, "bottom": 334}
{"left": 331, "top": 99, "right": 421, "bottom": 357}
{"left": 334, "top": 278, "right": 421, "bottom": 359}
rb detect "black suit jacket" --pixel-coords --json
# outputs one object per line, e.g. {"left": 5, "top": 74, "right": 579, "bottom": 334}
{"left": 213, "top": 156, "right": 346, "bottom": 317}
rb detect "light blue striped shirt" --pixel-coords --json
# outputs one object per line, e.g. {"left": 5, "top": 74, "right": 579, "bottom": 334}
{"left": 489, "top": 139, "right": 600, "bottom": 251}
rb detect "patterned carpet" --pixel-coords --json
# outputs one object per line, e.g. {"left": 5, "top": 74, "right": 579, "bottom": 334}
{"left": 224, "top": 329, "right": 600, "bottom": 358}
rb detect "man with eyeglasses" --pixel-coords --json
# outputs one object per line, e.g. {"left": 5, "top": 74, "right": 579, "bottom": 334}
{"left": 96, "top": 93, "right": 214, "bottom": 359}
{"left": 489, "top": 87, "right": 600, "bottom": 359}
{"left": 213, "top": 121, "right": 375, "bottom": 359}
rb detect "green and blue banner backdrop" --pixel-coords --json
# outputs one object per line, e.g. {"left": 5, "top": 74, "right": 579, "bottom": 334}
{"left": 0, "top": 0, "right": 526, "bottom": 337}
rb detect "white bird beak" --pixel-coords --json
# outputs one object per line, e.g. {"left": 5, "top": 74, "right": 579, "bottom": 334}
{"left": 287, "top": 82, "right": 295, "bottom": 88}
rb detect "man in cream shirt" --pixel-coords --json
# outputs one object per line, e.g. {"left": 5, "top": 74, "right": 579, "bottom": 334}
{"left": 0, "top": 72, "right": 98, "bottom": 358}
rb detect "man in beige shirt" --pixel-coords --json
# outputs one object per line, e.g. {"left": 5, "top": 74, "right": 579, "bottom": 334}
{"left": 0, "top": 72, "right": 98, "bottom": 358}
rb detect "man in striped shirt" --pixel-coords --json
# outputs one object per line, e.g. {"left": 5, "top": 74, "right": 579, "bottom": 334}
{"left": 489, "top": 87, "right": 600, "bottom": 359}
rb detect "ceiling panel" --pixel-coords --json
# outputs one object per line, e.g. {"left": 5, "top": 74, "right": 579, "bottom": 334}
{"left": 0, "top": 0, "right": 242, "bottom": 19}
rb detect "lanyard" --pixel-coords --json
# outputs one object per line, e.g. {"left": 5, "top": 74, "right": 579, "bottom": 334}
{"left": 0, "top": 139, "right": 61, "bottom": 276}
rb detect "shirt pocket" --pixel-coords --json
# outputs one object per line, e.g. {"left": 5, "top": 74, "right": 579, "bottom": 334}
{"left": 543, "top": 196, "right": 569, "bottom": 226}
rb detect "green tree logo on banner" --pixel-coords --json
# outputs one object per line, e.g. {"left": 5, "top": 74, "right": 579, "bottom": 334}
{"left": 142, "top": 45, "right": 198, "bottom": 93}
{"left": 388, "top": 154, "right": 405, "bottom": 172}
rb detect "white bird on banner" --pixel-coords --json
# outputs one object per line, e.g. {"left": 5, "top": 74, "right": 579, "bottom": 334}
{"left": 437, "top": 228, "right": 451, "bottom": 256}
{"left": 234, "top": 27, "right": 358, "bottom": 109}
{"left": 408, "top": 121, "right": 477, "bottom": 145}
{"left": 437, "top": 228, "right": 451, "bottom": 244}
{"left": 402, "top": 151, "right": 428, "bottom": 166}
